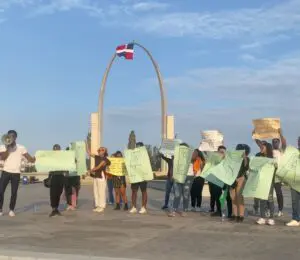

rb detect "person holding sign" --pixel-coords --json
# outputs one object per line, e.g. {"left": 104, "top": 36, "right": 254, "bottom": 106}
{"left": 160, "top": 154, "right": 174, "bottom": 210}
{"left": 129, "top": 142, "right": 149, "bottom": 215}
{"left": 48, "top": 144, "right": 68, "bottom": 217}
{"left": 168, "top": 145, "right": 200, "bottom": 217}
{"left": 87, "top": 147, "right": 111, "bottom": 213}
{"left": 254, "top": 142, "right": 276, "bottom": 226}
{"left": 111, "top": 151, "right": 128, "bottom": 211}
{"left": 229, "top": 144, "right": 250, "bottom": 223}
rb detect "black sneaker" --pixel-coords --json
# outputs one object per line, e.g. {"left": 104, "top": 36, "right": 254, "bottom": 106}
{"left": 124, "top": 203, "right": 129, "bottom": 211}
{"left": 161, "top": 205, "right": 169, "bottom": 210}
{"left": 211, "top": 212, "right": 222, "bottom": 217}
{"left": 237, "top": 216, "right": 244, "bottom": 223}
{"left": 114, "top": 204, "right": 121, "bottom": 210}
{"left": 49, "top": 210, "right": 57, "bottom": 217}
{"left": 56, "top": 210, "right": 62, "bottom": 216}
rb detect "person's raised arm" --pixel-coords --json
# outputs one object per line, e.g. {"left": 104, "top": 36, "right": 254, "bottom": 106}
{"left": 91, "top": 160, "right": 106, "bottom": 172}
{"left": 160, "top": 153, "right": 171, "bottom": 163}
{"left": 279, "top": 128, "right": 287, "bottom": 151}
{"left": 252, "top": 129, "right": 263, "bottom": 150}
{"left": 85, "top": 141, "right": 95, "bottom": 158}
{"left": 23, "top": 153, "right": 36, "bottom": 163}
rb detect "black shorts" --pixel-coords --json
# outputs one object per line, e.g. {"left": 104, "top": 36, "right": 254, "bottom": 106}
{"left": 131, "top": 181, "right": 147, "bottom": 192}
{"left": 112, "top": 176, "right": 126, "bottom": 189}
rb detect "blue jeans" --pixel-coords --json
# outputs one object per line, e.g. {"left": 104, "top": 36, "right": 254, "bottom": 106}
{"left": 163, "top": 178, "right": 174, "bottom": 207}
{"left": 173, "top": 176, "right": 194, "bottom": 212}
{"left": 106, "top": 179, "right": 114, "bottom": 204}
{"left": 291, "top": 188, "right": 300, "bottom": 221}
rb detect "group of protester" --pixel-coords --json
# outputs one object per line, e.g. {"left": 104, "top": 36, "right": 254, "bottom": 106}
{"left": 0, "top": 129, "right": 300, "bottom": 228}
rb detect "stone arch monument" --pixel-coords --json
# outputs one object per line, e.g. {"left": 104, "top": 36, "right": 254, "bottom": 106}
{"left": 90, "top": 42, "right": 174, "bottom": 168}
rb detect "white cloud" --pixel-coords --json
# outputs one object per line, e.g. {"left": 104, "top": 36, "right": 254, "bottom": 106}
{"left": 240, "top": 34, "right": 291, "bottom": 50}
{"left": 132, "top": 1, "right": 169, "bottom": 12}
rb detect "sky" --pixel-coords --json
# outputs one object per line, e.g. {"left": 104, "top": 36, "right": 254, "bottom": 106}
{"left": 0, "top": 0, "right": 300, "bottom": 154}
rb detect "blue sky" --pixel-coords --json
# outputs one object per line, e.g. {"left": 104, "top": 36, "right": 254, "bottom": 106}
{"left": 1, "top": 0, "right": 300, "bottom": 154}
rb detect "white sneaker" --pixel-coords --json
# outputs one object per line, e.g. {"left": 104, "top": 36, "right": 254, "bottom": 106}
{"left": 93, "top": 207, "right": 100, "bottom": 212}
{"left": 256, "top": 218, "right": 266, "bottom": 225}
{"left": 286, "top": 220, "right": 300, "bottom": 227}
{"left": 0, "top": 211, "right": 3, "bottom": 216}
{"left": 191, "top": 207, "right": 196, "bottom": 212}
{"left": 9, "top": 211, "right": 15, "bottom": 217}
{"left": 129, "top": 207, "right": 138, "bottom": 214}
{"left": 96, "top": 207, "right": 104, "bottom": 213}
{"left": 267, "top": 219, "right": 275, "bottom": 226}
{"left": 139, "top": 207, "right": 147, "bottom": 214}
{"left": 277, "top": 211, "right": 283, "bottom": 217}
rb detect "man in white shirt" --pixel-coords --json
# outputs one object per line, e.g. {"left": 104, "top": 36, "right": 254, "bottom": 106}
{"left": 0, "top": 130, "right": 35, "bottom": 217}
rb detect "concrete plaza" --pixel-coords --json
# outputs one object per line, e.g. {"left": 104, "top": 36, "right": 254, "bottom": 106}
{"left": 0, "top": 181, "right": 300, "bottom": 260}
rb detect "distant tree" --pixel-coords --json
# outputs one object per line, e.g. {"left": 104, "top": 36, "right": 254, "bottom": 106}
{"left": 145, "top": 145, "right": 161, "bottom": 171}
{"left": 128, "top": 131, "right": 136, "bottom": 150}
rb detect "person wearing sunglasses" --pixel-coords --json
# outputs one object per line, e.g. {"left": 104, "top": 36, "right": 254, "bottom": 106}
{"left": 87, "top": 146, "right": 111, "bottom": 213}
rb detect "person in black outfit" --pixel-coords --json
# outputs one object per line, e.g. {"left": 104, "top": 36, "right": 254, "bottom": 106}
{"left": 210, "top": 146, "right": 226, "bottom": 217}
{"left": 49, "top": 144, "right": 66, "bottom": 217}
{"left": 190, "top": 150, "right": 206, "bottom": 211}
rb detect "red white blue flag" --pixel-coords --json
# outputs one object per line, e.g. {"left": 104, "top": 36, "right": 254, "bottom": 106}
{"left": 116, "top": 43, "right": 134, "bottom": 60}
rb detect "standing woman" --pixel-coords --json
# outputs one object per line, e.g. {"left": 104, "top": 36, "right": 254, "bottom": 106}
{"left": 254, "top": 142, "right": 276, "bottom": 225}
{"left": 168, "top": 146, "right": 201, "bottom": 217}
{"left": 49, "top": 144, "right": 66, "bottom": 217}
{"left": 87, "top": 147, "right": 111, "bottom": 213}
{"left": 190, "top": 150, "right": 206, "bottom": 211}
{"left": 111, "top": 151, "right": 128, "bottom": 211}
{"left": 230, "top": 144, "right": 250, "bottom": 223}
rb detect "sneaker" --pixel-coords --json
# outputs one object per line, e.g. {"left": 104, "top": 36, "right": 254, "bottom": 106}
{"left": 256, "top": 218, "right": 266, "bottom": 225}
{"left": 96, "top": 207, "right": 104, "bottom": 213}
{"left": 277, "top": 211, "right": 284, "bottom": 217}
{"left": 237, "top": 216, "right": 244, "bottom": 223}
{"left": 286, "top": 220, "right": 300, "bottom": 227}
{"left": 123, "top": 203, "right": 129, "bottom": 211}
{"left": 8, "top": 211, "right": 15, "bottom": 217}
{"left": 229, "top": 216, "right": 237, "bottom": 222}
{"left": 66, "top": 206, "right": 73, "bottom": 211}
{"left": 211, "top": 212, "right": 221, "bottom": 217}
{"left": 49, "top": 209, "right": 61, "bottom": 217}
{"left": 191, "top": 207, "right": 196, "bottom": 212}
{"left": 93, "top": 207, "right": 99, "bottom": 212}
{"left": 139, "top": 207, "right": 147, "bottom": 214}
{"left": 161, "top": 205, "right": 168, "bottom": 210}
{"left": 56, "top": 210, "right": 62, "bottom": 216}
{"left": 114, "top": 204, "right": 121, "bottom": 210}
{"left": 129, "top": 207, "right": 138, "bottom": 214}
{"left": 168, "top": 211, "right": 176, "bottom": 217}
{"left": 267, "top": 219, "right": 275, "bottom": 226}
{"left": 0, "top": 211, "right": 3, "bottom": 217}
{"left": 180, "top": 211, "right": 188, "bottom": 217}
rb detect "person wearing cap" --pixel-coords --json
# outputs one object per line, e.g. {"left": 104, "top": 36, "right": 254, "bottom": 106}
{"left": 0, "top": 130, "right": 35, "bottom": 217}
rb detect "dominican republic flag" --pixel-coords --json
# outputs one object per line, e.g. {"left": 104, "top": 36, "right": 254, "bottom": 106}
{"left": 116, "top": 43, "right": 134, "bottom": 60}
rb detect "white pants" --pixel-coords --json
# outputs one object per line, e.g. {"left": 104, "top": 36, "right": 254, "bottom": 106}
{"left": 93, "top": 178, "right": 107, "bottom": 208}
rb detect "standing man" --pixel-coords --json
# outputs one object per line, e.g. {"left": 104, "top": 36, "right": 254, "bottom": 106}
{"left": 0, "top": 130, "right": 35, "bottom": 217}
{"left": 286, "top": 136, "right": 300, "bottom": 226}
{"left": 160, "top": 154, "right": 174, "bottom": 210}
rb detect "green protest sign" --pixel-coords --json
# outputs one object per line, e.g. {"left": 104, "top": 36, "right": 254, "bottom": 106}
{"left": 211, "top": 151, "right": 244, "bottom": 186}
{"left": 243, "top": 157, "right": 275, "bottom": 200}
{"left": 201, "top": 152, "right": 224, "bottom": 187}
{"left": 70, "top": 141, "right": 87, "bottom": 176}
{"left": 35, "top": 151, "right": 76, "bottom": 172}
{"left": 173, "top": 145, "right": 193, "bottom": 184}
{"left": 124, "top": 146, "right": 153, "bottom": 184}
{"left": 276, "top": 146, "right": 299, "bottom": 185}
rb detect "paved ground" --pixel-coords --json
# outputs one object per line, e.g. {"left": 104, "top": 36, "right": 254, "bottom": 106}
{"left": 0, "top": 181, "right": 300, "bottom": 260}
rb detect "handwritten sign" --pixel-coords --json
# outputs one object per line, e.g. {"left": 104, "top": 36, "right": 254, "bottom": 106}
{"left": 124, "top": 147, "right": 153, "bottom": 184}
{"left": 173, "top": 145, "right": 193, "bottom": 183}
{"left": 35, "top": 151, "right": 76, "bottom": 172}
{"left": 159, "top": 139, "right": 181, "bottom": 158}
{"left": 107, "top": 157, "right": 127, "bottom": 176}
{"left": 243, "top": 157, "right": 275, "bottom": 200}
{"left": 199, "top": 130, "right": 224, "bottom": 151}
{"left": 252, "top": 118, "right": 280, "bottom": 139}
{"left": 70, "top": 141, "right": 87, "bottom": 176}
